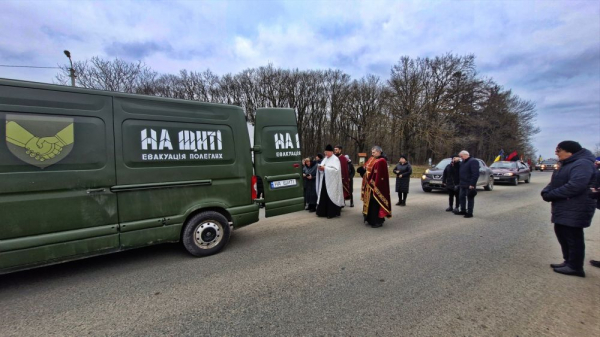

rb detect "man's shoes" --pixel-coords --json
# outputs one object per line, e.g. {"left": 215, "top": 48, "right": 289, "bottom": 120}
{"left": 445, "top": 207, "right": 453, "bottom": 212}
{"left": 590, "top": 260, "right": 600, "bottom": 268}
{"left": 550, "top": 261, "right": 567, "bottom": 268}
{"left": 553, "top": 265, "right": 585, "bottom": 278}
{"left": 350, "top": 203, "right": 354, "bottom": 207}
{"left": 396, "top": 201, "right": 401, "bottom": 205}
{"left": 464, "top": 213, "right": 473, "bottom": 218}
{"left": 308, "top": 209, "right": 316, "bottom": 213}
{"left": 370, "top": 223, "right": 383, "bottom": 228}
{"left": 453, "top": 207, "right": 459, "bottom": 213}
{"left": 400, "top": 201, "right": 406, "bottom": 206}
{"left": 454, "top": 210, "right": 467, "bottom": 215}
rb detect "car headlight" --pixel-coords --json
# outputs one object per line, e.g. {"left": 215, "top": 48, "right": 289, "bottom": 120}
{"left": 504, "top": 173, "right": 514, "bottom": 176}
{"left": 425, "top": 169, "right": 430, "bottom": 174}
{"left": 422, "top": 175, "right": 427, "bottom": 180}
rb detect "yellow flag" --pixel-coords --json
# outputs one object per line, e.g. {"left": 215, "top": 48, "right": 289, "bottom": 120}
{"left": 494, "top": 155, "right": 501, "bottom": 162}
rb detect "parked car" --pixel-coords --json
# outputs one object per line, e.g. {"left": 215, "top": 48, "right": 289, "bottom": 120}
{"left": 539, "top": 160, "right": 558, "bottom": 172}
{"left": 421, "top": 158, "right": 494, "bottom": 192}
{"left": 490, "top": 161, "right": 531, "bottom": 185}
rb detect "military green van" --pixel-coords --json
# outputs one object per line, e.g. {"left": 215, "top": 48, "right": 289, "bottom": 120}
{"left": 0, "top": 78, "right": 304, "bottom": 274}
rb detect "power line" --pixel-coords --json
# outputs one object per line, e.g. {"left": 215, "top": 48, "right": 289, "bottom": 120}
{"left": 0, "top": 64, "right": 61, "bottom": 69}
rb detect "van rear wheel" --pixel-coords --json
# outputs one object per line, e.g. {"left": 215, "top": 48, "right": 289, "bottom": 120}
{"left": 182, "top": 211, "right": 231, "bottom": 257}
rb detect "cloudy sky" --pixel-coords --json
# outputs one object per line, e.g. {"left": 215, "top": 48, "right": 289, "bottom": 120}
{"left": 1, "top": 0, "right": 599, "bottom": 158}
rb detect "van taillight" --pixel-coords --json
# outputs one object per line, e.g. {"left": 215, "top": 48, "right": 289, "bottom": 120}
{"left": 251, "top": 175, "right": 257, "bottom": 200}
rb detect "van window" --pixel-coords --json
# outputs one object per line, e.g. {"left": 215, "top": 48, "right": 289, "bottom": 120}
{"left": 1, "top": 112, "right": 107, "bottom": 173}
{"left": 121, "top": 120, "right": 235, "bottom": 168}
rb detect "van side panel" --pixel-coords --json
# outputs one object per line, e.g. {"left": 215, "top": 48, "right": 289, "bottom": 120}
{"left": 113, "top": 97, "right": 255, "bottom": 247}
{"left": 0, "top": 84, "right": 119, "bottom": 271}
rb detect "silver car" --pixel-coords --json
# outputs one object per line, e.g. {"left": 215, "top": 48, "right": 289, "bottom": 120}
{"left": 421, "top": 158, "right": 494, "bottom": 192}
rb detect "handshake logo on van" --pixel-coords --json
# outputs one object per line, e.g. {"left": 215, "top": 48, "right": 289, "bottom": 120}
{"left": 140, "top": 128, "right": 224, "bottom": 161}
{"left": 5, "top": 116, "right": 75, "bottom": 168}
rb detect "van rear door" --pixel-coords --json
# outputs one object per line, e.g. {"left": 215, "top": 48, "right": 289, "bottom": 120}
{"left": 253, "top": 108, "right": 304, "bottom": 217}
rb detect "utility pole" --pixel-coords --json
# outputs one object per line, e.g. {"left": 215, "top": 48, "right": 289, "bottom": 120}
{"left": 63, "top": 50, "right": 75, "bottom": 87}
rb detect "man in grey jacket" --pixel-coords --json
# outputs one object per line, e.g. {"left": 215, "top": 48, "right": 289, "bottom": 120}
{"left": 541, "top": 141, "right": 596, "bottom": 277}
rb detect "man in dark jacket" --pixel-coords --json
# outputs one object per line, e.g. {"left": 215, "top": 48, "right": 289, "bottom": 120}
{"left": 442, "top": 154, "right": 461, "bottom": 212}
{"left": 587, "top": 157, "right": 600, "bottom": 268}
{"left": 455, "top": 150, "right": 479, "bottom": 218}
{"left": 541, "top": 141, "right": 596, "bottom": 277}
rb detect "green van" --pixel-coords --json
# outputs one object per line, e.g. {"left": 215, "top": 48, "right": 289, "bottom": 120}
{"left": 0, "top": 79, "right": 304, "bottom": 274}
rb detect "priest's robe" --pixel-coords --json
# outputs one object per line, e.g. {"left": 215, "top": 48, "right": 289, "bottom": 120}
{"left": 360, "top": 156, "right": 392, "bottom": 226}
{"left": 316, "top": 154, "right": 345, "bottom": 218}
{"left": 337, "top": 153, "right": 351, "bottom": 200}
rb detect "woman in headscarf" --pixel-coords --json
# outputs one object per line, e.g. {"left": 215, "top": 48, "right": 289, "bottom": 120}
{"left": 302, "top": 157, "right": 318, "bottom": 212}
{"left": 393, "top": 155, "right": 412, "bottom": 206}
{"left": 357, "top": 146, "right": 392, "bottom": 228}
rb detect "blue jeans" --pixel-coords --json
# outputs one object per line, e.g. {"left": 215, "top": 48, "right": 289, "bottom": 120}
{"left": 459, "top": 187, "right": 475, "bottom": 214}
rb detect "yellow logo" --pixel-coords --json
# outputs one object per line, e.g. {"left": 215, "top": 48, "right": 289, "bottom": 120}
{"left": 5, "top": 114, "right": 74, "bottom": 168}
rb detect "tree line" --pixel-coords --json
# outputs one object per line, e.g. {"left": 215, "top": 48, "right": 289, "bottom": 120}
{"left": 56, "top": 53, "right": 539, "bottom": 164}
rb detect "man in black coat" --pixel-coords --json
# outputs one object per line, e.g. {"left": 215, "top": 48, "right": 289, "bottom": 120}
{"left": 442, "top": 154, "right": 461, "bottom": 212}
{"left": 455, "top": 150, "right": 479, "bottom": 218}
{"left": 541, "top": 141, "right": 596, "bottom": 277}
{"left": 587, "top": 157, "right": 600, "bottom": 268}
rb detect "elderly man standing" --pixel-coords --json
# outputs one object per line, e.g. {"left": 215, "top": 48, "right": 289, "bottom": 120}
{"left": 454, "top": 150, "right": 479, "bottom": 218}
{"left": 316, "top": 144, "right": 345, "bottom": 219}
{"left": 542, "top": 141, "right": 596, "bottom": 277}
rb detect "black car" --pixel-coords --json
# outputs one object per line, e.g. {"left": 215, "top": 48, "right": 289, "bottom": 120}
{"left": 421, "top": 158, "right": 494, "bottom": 192}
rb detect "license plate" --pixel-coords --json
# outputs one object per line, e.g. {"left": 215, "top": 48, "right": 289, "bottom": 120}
{"left": 494, "top": 177, "right": 499, "bottom": 180}
{"left": 270, "top": 179, "right": 297, "bottom": 189}
{"left": 429, "top": 180, "right": 442, "bottom": 185}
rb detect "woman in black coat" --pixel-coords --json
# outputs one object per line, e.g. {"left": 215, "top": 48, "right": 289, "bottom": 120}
{"left": 541, "top": 141, "right": 597, "bottom": 277}
{"left": 302, "top": 158, "right": 318, "bottom": 212}
{"left": 393, "top": 155, "right": 412, "bottom": 206}
{"left": 442, "top": 155, "right": 461, "bottom": 212}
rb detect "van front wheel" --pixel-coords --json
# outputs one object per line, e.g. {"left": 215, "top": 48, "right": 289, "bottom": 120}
{"left": 182, "top": 211, "right": 231, "bottom": 257}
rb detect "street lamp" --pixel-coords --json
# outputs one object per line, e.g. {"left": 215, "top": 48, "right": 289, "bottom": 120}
{"left": 63, "top": 50, "right": 76, "bottom": 87}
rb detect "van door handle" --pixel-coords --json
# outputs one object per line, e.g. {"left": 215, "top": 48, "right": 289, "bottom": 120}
{"left": 86, "top": 188, "right": 106, "bottom": 194}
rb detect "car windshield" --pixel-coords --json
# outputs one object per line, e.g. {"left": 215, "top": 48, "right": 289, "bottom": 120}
{"left": 490, "top": 162, "right": 515, "bottom": 169}
{"left": 433, "top": 158, "right": 452, "bottom": 170}
{"left": 542, "top": 161, "right": 556, "bottom": 165}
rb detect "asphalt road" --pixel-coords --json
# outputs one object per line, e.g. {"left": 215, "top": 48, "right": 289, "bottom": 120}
{"left": 1, "top": 172, "right": 599, "bottom": 337}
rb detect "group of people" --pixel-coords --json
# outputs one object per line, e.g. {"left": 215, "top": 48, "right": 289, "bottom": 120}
{"left": 302, "top": 145, "right": 354, "bottom": 217}
{"left": 303, "top": 144, "right": 393, "bottom": 228}
{"left": 441, "top": 151, "right": 481, "bottom": 218}
{"left": 302, "top": 140, "right": 600, "bottom": 278}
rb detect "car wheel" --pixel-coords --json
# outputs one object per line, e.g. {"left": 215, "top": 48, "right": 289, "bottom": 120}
{"left": 525, "top": 174, "right": 530, "bottom": 183}
{"left": 422, "top": 187, "right": 432, "bottom": 192}
{"left": 182, "top": 211, "right": 231, "bottom": 257}
{"left": 484, "top": 178, "right": 494, "bottom": 191}
{"left": 512, "top": 177, "right": 518, "bottom": 186}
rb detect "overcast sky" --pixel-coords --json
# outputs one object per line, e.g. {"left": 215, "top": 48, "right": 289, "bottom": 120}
{"left": 1, "top": 0, "right": 599, "bottom": 159}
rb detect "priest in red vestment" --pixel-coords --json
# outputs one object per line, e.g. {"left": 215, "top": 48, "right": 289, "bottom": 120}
{"left": 357, "top": 146, "right": 392, "bottom": 228}
{"left": 334, "top": 145, "right": 351, "bottom": 203}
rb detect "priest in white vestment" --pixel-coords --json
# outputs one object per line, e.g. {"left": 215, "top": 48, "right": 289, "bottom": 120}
{"left": 316, "top": 144, "right": 345, "bottom": 218}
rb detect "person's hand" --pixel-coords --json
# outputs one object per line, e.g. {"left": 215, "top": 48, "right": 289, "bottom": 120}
{"left": 318, "top": 165, "right": 325, "bottom": 171}
{"left": 307, "top": 176, "right": 312, "bottom": 180}
{"left": 303, "top": 173, "right": 306, "bottom": 177}
{"left": 25, "top": 137, "right": 62, "bottom": 162}
{"left": 469, "top": 185, "right": 475, "bottom": 189}
{"left": 399, "top": 174, "right": 402, "bottom": 178}
{"left": 541, "top": 192, "right": 552, "bottom": 202}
